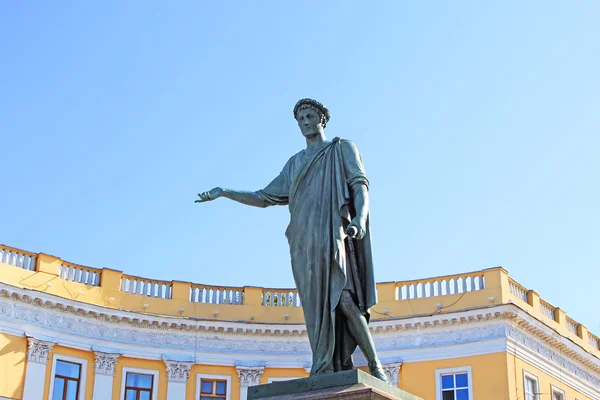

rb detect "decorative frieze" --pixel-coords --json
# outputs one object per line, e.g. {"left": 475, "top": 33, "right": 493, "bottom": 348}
{"left": 164, "top": 360, "right": 193, "bottom": 383}
{"left": 94, "top": 352, "right": 120, "bottom": 376}
{"left": 1, "top": 285, "right": 599, "bottom": 395}
{"left": 382, "top": 362, "right": 402, "bottom": 387}
{"left": 26, "top": 337, "right": 54, "bottom": 364}
{"left": 237, "top": 366, "right": 264, "bottom": 387}
{"left": 507, "top": 326, "right": 600, "bottom": 388}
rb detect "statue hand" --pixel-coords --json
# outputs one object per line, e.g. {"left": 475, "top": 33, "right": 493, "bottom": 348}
{"left": 195, "top": 187, "right": 224, "bottom": 203}
{"left": 347, "top": 217, "right": 367, "bottom": 240}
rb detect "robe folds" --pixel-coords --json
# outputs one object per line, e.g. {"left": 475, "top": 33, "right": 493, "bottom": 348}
{"left": 258, "top": 138, "right": 377, "bottom": 375}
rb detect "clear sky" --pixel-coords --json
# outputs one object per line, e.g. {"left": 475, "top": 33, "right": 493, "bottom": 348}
{"left": 1, "top": 2, "right": 598, "bottom": 332}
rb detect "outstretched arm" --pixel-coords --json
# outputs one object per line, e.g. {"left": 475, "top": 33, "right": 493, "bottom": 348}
{"left": 196, "top": 187, "right": 269, "bottom": 208}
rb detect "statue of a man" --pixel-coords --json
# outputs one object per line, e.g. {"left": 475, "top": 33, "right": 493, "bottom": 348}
{"left": 196, "top": 98, "right": 388, "bottom": 382}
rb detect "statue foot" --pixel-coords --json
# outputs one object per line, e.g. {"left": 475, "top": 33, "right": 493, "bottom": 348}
{"left": 368, "top": 359, "right": 390, "bottom": 384}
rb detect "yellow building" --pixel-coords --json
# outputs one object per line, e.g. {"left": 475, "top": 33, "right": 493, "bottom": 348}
{"left": 0, "top": 243, "right": 598, "bottom": 400}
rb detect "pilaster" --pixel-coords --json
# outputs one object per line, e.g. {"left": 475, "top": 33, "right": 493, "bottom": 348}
{"left": 164, "top": 360, "right": 193, "bottom": 399}
{"left": 93, "top": 352, "right": 120, "bottom": 400}
{"left": 23, "top": 337, "right": 55, "bottom": 400}
{"left": 383, "top": 362, "right": 402, "bottom": 387}
{"left": 237, "top": 366, "right": 264, "bottom": 400}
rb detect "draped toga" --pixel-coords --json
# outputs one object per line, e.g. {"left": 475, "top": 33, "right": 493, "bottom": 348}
{"left": 258, "top": 138, "right": 377, "bottom": 375}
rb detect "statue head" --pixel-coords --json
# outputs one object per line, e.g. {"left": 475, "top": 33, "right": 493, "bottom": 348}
{"left": 294, "top": 98, "right": 330, "bottom": 138}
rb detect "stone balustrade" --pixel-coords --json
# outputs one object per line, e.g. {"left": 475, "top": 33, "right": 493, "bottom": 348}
{"left": 505, "top": 277, "right": 599, "bottom": 354}
{"left": 0, "top": 243, "right": 598, "bottom": 358}
{"left": 589, "top": 333, "right": 600, "bottom": 350}
{"left": 0, "top": 244, "right": 37, "bottom": 271}
{"left": 120, "top": 275, "right": 173, "bottom": 299}
{"left": 540, "top": 299, "right": 556, "bottom": 320}
{"left": 508, "top": 279, "right": 528, "bottom": 303}
{"left": 59, "top": 262, "right": 101, "bottom": 286}
{"left": 566, "top": 317, "right": 579, "bottom": 335}
{"left": 395, "top": 271, "right": 485, "bottom": 300}
{"left": 261, "top": 288, "right": 301, "bottom": 307}
{"left": 189, "top": 284, "right": 244, "bottom": 304}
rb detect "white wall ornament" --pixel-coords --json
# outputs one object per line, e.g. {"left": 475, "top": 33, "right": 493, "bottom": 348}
{"left": 236, "top": 366, "right": 264, "bottom": 387}
{"left": 26, "top": 337, "right": 54, "bottom": 364}
{"left": 382, "top": 362, "right": 402, "bottom": 387}
{"left": 507, "top": 326, "right": 600, "bottom": 388}
{"left": 94, "top": 352, "right": 120, "bottom": 376}
{"left": 2, "top": 284, "right": 599, "bottom": 394}
{"left": 164, "top": 360, "right": 193, "bottom": 383}
{"left": 375, "top": 323, "right": 506, "bottom": 352}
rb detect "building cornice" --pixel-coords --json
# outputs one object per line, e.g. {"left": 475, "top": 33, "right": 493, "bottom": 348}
{"left": 0, "top": 282, "right": 598, "bottom": 384}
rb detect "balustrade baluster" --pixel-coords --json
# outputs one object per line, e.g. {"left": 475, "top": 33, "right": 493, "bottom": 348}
{"left": 2, "top": 251, "right": 10, "bottom": 264}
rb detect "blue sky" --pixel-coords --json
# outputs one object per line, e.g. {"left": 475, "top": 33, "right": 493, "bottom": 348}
{"left": 1, "top": 2, "right": 598, "bottom": 331}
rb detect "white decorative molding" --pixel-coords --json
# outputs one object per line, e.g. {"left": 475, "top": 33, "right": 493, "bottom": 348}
{"left": 508, "top": 326, "right": 600, "bottom": 399}
{"left": 93, "top": 352, "right": 120, "bottom": 376}
{"left": 382, "top": 362, "right": 402, "bottom": 387}
{"left": 164, "top": 360, "right": 193, "bottom": 383}
{"left": 1, "top": 283, "right": 599, "bottom": 398}
{"left": 236, "top": 366, "right": 264, "bottom": 387}
{"left": 26, "top": 337, "right": 54, "bottom": 364}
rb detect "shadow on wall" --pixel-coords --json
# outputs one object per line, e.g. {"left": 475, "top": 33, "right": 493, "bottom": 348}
{"left": 0, "top": 334, "right": 26, "bottom": 400}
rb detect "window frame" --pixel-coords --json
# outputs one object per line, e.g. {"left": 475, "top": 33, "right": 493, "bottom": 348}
{"left": 523, "top": 370, "right": 540, "bottom": 400}
{"left": 435, "top": 366, "right": 473, "bottom": 400}
{"left": 47, "top": 354, "right": 87, "bottom": 400}
{"left": 551, "top": 384, "right": 566, "bottom": 400}
{"left": 120, "top": 367, "right": 159, "bottom": 400}
{"left": 195, "top": 373, "right": 231, "bottom": 400}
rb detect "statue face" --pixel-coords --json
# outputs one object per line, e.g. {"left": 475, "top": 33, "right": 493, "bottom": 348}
{"left": 297, "top": 107, "right": 324, "bottom": 138}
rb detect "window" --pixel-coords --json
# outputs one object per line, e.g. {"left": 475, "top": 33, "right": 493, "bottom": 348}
{"left": 120, "top": 367, "right": 158, "bottom": 400}
{"left": 199, "top": 379, "right": 227, "bottom": 399}
{"left": 48, "top": 354, "right": 87, "bottom": 400}
{"left": 124, "top": 373, "right": 154, "bottom": 400}
{"left": 551, "top": 385, "right": 565, "bottom": 400}
{"left": 52, "top": 360, "right": 81, "bottom": 400}
{"left": 435, "top": 367, "right": 473, "bottom": 400}
{"left": 196, "top": 374, "right": 231, "bottom": 400}
{"left": 523, "top": 371, "right": 539, "bottom": 400}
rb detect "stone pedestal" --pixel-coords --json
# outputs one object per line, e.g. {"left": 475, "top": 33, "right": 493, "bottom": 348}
{"left": 247, "top": 370, "right": 421, "bottom": 400}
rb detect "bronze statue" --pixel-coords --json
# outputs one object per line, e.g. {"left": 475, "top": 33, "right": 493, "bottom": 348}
{"left": 196, "top": 99, "right": 388, "bottom": 382}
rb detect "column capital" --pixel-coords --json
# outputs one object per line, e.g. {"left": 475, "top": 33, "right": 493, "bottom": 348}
{"left": 26, "top": 337, "right": 54, "bottom": 364}
{"left": 164, "top": 360, "right": 193, "bottom": 383}
{"left": 236, "top": 366, "right": 264, "bottom": 388}
{"left": 94, "top": 352, "right": 120, "bottom": 376}
{"left": 382, "top": 362, "right": 402, "bottom": 387}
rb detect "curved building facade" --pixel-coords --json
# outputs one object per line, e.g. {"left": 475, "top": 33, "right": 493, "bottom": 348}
{"left": 0, "top": 243, "right": 598, "bottom": 400}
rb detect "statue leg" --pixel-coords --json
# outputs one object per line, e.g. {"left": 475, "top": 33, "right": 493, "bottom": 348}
{"left": 338, "top": 291, "right": 389, "bottom": 383}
